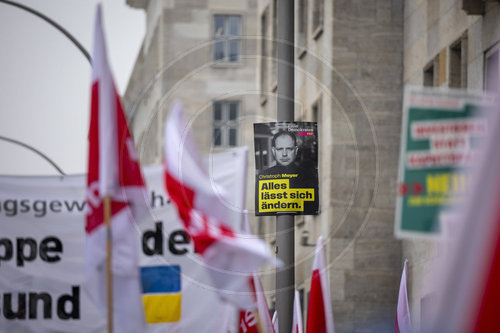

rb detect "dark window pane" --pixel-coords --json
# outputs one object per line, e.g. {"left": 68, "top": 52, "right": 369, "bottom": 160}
{"left": 214, "top": 15, "right": 225, "bottom": 37}
{"left": 229, "top": 102, "right": 238, "bottom": 120}
{"left": 229, "top": 128, "right": 237, "bottom": 146}
{"left": 214, "top": 103, "right": 222, "bottom": 121}
{"left": 298, "top": 0, "right": 307, "bottom": 34}
{"left": 486, "top": 50, "right": 499, "bottom": 92}
{"left": 424, "top": 65, "right": 434, "bottom": 87}
{"left": 213, "top": 128, "right": 222, "bottom": 146}
{"left": 214, "top": 40, "right": 225, "bottom": 60}
{"left": 229, "top": 40, "right": 240, "bottom": 62}
{"left": 229, "top": 16, "right": 240, "bottom": 36}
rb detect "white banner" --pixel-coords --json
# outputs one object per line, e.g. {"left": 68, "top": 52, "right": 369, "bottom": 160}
{"left": 0, "top": 148, "right": 249, "bottom": 332}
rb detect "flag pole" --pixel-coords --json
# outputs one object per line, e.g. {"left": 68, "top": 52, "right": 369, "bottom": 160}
{"left": 254, "top": 310, "right": 267, "bottom": 333}
{"left": 104, "top": 195, "right": 113, "bottom": 333}
{"left": 276, "top": 0, "right": 295, "bottom": 332}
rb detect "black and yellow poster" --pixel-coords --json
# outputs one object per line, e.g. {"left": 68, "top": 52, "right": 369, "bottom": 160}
{"left": 254, "top": 122, "right": 319, "bottom": 216}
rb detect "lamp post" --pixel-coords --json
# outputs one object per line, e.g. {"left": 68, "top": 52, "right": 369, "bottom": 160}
{"left": 0, "top": 135, "right": 66, "bottom": 176}
{"left": 0, "top": 0, "right": 91, "bottom": 63}
{"left": 276, "top": 0, "right": 295, "bottom": 332}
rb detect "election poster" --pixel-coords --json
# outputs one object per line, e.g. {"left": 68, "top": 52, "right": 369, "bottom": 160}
{"left": 254, "top": 122, "right": 319, "bottom": 216}
{"left": 0, "top": 148, "right": 250, "bottom": 332}
{"left": 395, "top": 88, "right": 488, "bottom": 238}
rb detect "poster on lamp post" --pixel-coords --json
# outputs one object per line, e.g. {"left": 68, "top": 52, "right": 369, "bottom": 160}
{"left": 395, "top": 88, "right": 488, "bottom": 238}
{"left": 253, "top": 122, "right": 319, "bottom": 216}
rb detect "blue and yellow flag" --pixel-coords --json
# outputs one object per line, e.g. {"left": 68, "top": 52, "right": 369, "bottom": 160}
{"left": 141, "top": 265, "right": 182, "bottom": 323}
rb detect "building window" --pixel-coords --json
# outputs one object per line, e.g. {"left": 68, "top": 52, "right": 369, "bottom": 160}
{"left": 485, "top": 43, "right": 499, "bottom": 92}
{"left": 312, "top": 97, "right": 321, "bottom": 123}
{"left": 297, "top": 0, "right": 308, "bottom": 53}
{"left": 298, "top": 287, "right": 305, "bottom": 324}
{"left": 424, "top": 64, "right": 434, "bottom": 87}
{"left": 312, "top": 0, "right": 323, "bottom": 39}
{"left": 213, "top": 15, "right": 241, "bottom": 62}
{"left": 424, "top": 56, "right": 439, "bottom": 87}
{"left": 271, "top": 0, "right": 278, "bottom": 84}
{"left": 449, "top": 36, "right": 467, "bottom": 89}
{"left": 213, "top": 101, "right": 239, "bottom": 147}
{"left": 260, "top": 8, "right": 269, "bottom": 100}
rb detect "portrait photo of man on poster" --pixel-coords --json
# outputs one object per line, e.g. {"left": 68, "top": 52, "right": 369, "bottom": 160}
{"left": 254, "top": 122, "right": 319, "bottom": 216}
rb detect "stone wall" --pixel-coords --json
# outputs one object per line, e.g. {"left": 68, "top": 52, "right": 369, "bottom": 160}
{"left": 259, "top": 0, "right": 405, "bottom": 331}
{"left": 324, "top": 1, "right": 404, "bottom": 331}
{"left": 124, "top": 0, "right": 260, "bottom": 168}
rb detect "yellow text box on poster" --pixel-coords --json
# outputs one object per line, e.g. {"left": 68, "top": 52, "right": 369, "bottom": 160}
{"left": 258, "top": 179, "right": 314, "bottom": 213}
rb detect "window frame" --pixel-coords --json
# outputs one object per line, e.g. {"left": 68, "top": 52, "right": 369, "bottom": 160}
{"left": 213, "top": 14, "right": 242, "bottom": 63}
{"left": 297, "top": 0, "right": 308, "bottom": 57}
{"left": 484, "top": 42, "right": 500, "bottom": 92}
{"left": 312, "top": 0, "right": 324, "bottom": 40}
{"left": 449, "top": 36, "right": 468, "bottom": 89}
{"left": 271, "top": 0, "right": 278, "bottom": 86}
{"left": 311, "top": 95, "right": 322, "bottom": 123}
{"left": 212, "top": 100, "right": 240, "bottom": 147}
{"left": 260, "top": 7, "right": 269, "bottom": 104}
{"left": 423, "top": 56, "right": 439, "bottom": 87}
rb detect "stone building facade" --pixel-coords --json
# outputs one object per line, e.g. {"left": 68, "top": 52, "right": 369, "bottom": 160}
{"left": 124, "top": 0, "right": 260, "bottom": 168}
{"left": 124, "top": 0, "right": 405, "bottom": 332}
{"left": 123, "top": 0, "right": 499, "bottom": 332}
{"left": 256, "top": 0, "right": 404, "bottom": 331}
{"left": 403, "top": 1, "right": 499, "bottom": 332}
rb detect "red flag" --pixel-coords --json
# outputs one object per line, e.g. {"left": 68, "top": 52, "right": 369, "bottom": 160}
{"left": 254, "top": 273, "right": 275, "bottom": 333}
{"left": 85, "top": 5, "right": 147, "bottom": 333}
{"left": 163, "top": 101, "right": 274, "bottom": 309}
{"left": 241, "top": 214, "right": 276, "bottom": 333}
{"left": 306, "top": 236, "right": 335, "bottom": 333}
{"left": 292, "top": 290, "right": 304, "bottom": 333}
{"left": 428, "top": 92, "right": 500, "bottom": 332}
{"left": 239, "top": 309, "right": 260, "bottom": 333}
{"left": 394, "top": 260, "right": 412, "bottom": 333}
{"left": 238, "top": 273, "right": 275, "bottom": 333}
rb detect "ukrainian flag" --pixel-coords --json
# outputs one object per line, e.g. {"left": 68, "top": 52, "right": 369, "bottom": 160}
{"left": 141, "top": 265, "right": 182, "bottom": 323}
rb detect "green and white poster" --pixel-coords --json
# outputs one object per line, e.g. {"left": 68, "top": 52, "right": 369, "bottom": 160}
{"left": 395, "top": 88, "right": 487, "bottom": 238}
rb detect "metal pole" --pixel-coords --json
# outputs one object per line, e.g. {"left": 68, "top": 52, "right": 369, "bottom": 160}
{"left": 0, "top": 0, "right": 92, "bottom": 177}
{"left": 0, "top": 135, "right": 66, "bottom": 175}
{"left": 276, "top": 0, "right": 294, "bottom": 332}
{"left": 0, "top": 0, "right": 91, "bottom": 63}
{"left": 104, "top": 195, "right": 113, "bottom": 333}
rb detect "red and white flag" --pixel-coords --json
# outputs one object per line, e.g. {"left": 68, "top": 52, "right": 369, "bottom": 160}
{"left": 254, "top": 273, "right": 275, "bottom": 333}
{"left": 240, "top": 214, "right": 275, "bottom": 333}
{"left": 238, "top": 273, "right": 274, "bottom": 333}
{"left": 85, "top": 5, "right": 147, "bottom": 332}
{"left": 292, "top": 290, "right": 304, "bottom": 333}
{"left": 428, "top": 92, "right": 500, "bottom": 332}
{"left": 163, "top": 101, "right": 274, "bottom": 308}
{"left": 238, "top": 274, "right": 275, "bottom": 333}
{"left": 239, "top": 310, "right": 260, "bottom": 333}
{"left": 394, "top": 260, "right": 412, "bottom": 333}
{"left": 306, "top": 236, "right": 335, "bottom": 333}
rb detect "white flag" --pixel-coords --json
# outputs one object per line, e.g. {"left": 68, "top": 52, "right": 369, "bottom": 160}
{"left": 292, "top": 290, "right": 304, "bottom": 333}
{"left": 163, "top": 101, "right": 274, "bottom": 308}
{"left": 394, "top": 259, "right": 412, "bottom": 333}
{"left": 272, "top": 311, "right": 279, "bottom": 333}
